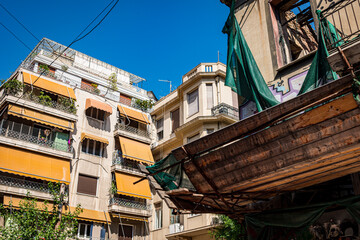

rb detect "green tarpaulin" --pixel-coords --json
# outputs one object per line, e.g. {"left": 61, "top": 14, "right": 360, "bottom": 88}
{"left": 146, "top": 154, "right": 195, "bottom": 191}
{"left": 298, "top": 10, "right": 338, "bottom": 95}
{"left": 223, "top": 0, "right": 279, "bottom": 112}
{"left": 245, "top": 196, "right": 360, "bottom": 240}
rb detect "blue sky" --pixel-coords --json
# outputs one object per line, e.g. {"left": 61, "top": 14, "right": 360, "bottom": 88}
{"left": 0, "top": 0, "right": 229, "bottom": 99}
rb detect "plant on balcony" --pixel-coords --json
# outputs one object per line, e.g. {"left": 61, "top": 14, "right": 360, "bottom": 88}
{"left": 108, "top": 73, "right": 118, "bottom": 91}
{"left": 58, "top": 96, "right": 77, "bottom": 114}
{"left": 39, "top": 64, "right": 50, "bottom": 74}
{"left": 38, "top": 91, "right": 53, "bottom": 106}
{"left": 109, "top": 181, "right": 117, "bottom": 197}
{"left": 134, "top": 99, "right": 154, "bottom": 112}
{"left": 91, "top": 83, "right": 100, "bottom": 94}
{"left": 0, "top": 182, "right": 82, "bottom": 240}
{"left": 3, "top": 78, "right": 23, "bottom": 95}
{"left": 210, "top": 215, "right": 246, "bottom": 240}
{"left": 61, "top": 65, "right": 68, "bottom": 72}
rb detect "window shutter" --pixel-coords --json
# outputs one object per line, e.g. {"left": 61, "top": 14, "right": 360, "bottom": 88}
{"left": 206, "top": 84, "right": 214, "bottom": 109}
{"left": 77, "top": 174, "right": 97, "bottom": 195}
{"left": 187, "top": 89, "right": 199, "bottom": 116}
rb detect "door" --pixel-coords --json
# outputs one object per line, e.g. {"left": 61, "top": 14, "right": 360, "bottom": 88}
{"left": 118, "top": 224, "right": 133, "bottom": 240}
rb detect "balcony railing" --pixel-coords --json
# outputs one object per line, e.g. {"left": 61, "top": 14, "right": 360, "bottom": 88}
{"left": 80, "top": 82, "right": 100, "bottom": 95}
{"left": 321, "top": 0, "right": 360, "bottom": 50}
{"left": 112, "top": 152, "right": 141, "bottom": 173}
{"left": 0, "top": 174, "right": 50, "bottom": 193}
{"left": 86, "top": 116, "right": 105, "bottom": 130}
{"left": 114, "top": 122, "right": 150, "bottom": 138}
{"left": 211, "top": 103, "right": 239, "bottom": 119}
{"left": 109, "top": 197, "right": 150, "bottom": 211}
{"left": 0, "top": 119, "right": 73, "bottom": 153}
{"left": 22, "top": 92, "right": 77, "bottom": 114}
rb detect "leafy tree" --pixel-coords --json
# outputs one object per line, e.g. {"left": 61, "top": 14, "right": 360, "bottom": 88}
{"left": 2, "top": 78, "right": 23, "bottom": 95}
{"left": 0, "top": 183, "right": 82, "bottom": 240}
{"left": 108, "top": 73, "right": 118, "bottom": 91}
{"left": 134, "top": 99, "right": 154, "bottom": 112}
{"left": 210, "top": 215, "right": 247, "bottom": 240}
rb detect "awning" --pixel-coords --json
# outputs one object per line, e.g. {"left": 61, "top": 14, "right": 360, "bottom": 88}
{"left": 66, "top": 207, "right": 112, "bottom": 224}
{"left": 8, "top": 104, "right": 74, "bottom": 131}
{"left": 81, "top": 133, "right": 109, "bottom": 145}
{"left": 0, "top": 144, "right": 70, "bottom": 184}
{"left": 23, "top": 72, "right": 76, "bottom": 100}
{"left": 119, "top": 136, "right": 154, "bottom": 164}
{"left": 3, "top": 196, "right": 111, "bottom": 223}
{"left": 85, "top": 98, "right": 112, "bottom": 114}
{"left": 112, "top": 213, "right": 148, "bottom": 222}
{"left": 114, "top": 172, "right": 151, "bottom": 199}
{"left": 117, "top": 105, "right": 149, "bottom": 124}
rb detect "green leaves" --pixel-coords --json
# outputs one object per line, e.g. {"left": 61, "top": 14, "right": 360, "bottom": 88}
{"left": 210, "top": 215, "right": 247, "bottom": 240}
{"left": 0, "top": 182, "right": 82, "bottom": 240}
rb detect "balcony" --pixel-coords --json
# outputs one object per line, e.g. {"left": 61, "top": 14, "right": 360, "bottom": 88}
{"left": 86, "top": 116, "right": 105, "bottom": 130}
{"left": 114, "top": 122, "right": 151, "bottom": 144}
{"left": 211, "top": 103, "right": 239, "bottom": 120}
{"left": 109, "top": 197, "right": 151, "bottom": 217}
{"left": 169, "top": 223, "right": 184, "bottom": 234}
{"left": 0, "top": 174, "right": 52, "bottom": 200}
{"left": 112, "top": 152, "right": 144, "bottom": 175}
{"left": 1, "top": 87, "right": 77, "bottom": 116}
{"left": 0, "top": 119, "right": 73, "bottom": 156}
{"left": 182, "top": 62, "right": 226, "bottom": 82}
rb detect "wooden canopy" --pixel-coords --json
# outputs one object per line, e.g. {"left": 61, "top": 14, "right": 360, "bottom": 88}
{"left": 155, "top": 73, "right": 360, "bottom": 218}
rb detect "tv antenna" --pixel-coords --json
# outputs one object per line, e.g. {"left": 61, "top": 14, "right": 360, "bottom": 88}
{"left": 159, "top": 79, "right": 172, "bottom": 94}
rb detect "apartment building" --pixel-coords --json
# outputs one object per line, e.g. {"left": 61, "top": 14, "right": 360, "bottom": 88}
{"left": 149, "top": 62, "right": 238, "bottom": 240}
{"left": 0, "top": 38, "right": 155, "bottom": 240}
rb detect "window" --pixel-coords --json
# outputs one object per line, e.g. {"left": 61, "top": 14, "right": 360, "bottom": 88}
{"left": 187, "top": 133, "right": 200, "bottom": 143}
{"left": 170, "top": 213, "right": 181, "bottom": 224}
{"left": 206, "top": 84, "right": 214, "bottom": 109}
{"left": 171, "top": 108, "right": 180, "bottom": 133}
{"left": 86, "top": 107, "right": 105, "bottom": 121}
{"left": 154, "top": 202, "right": 162, "bottom": 230}
{"left": 156, "top": 118, "right": 164, "bottom": 141}
{"left": 119, "top": 225, "right": 133, "bottom": 240}
{"left": 77, "top": 223, "right": 92, "bottom": 239}
{"left": 119, "top": 94, "right": 132, "bottom": 106}
{"left": 81, "top": 138, "right": 105, "bottom": 157}
{"left": 205, "top": 65, "right": 213, "bottom": 72}
{"left": 77, "top": 174, "right": 97, "bottom": 196}
{"left": 275, "top": 0, "right": 317, "bottom": 64}
{"left": 206, "top": 129, "right": 214, "bottom": 135}
{"left": 187, "top": 89, "right": 199, "bottom": 116}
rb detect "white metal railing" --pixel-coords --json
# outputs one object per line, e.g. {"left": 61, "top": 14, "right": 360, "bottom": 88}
{"left": 109, "top": 197, "right": 151, "bottom": 211}
{"left": 112, "top": 152, "right": 142, "bottom": 173}
{"left": 114, "top": 122, "right": 150, "bottom": 138}
{"left": 86, "top": 116, "right": 105, "bottom": 130}
{"left": 169, "top": 223, "right": 184, "bottom": 234}
{"left": 0, "top": 174, "right": 50, "bottom": 193}
{"left": 211, "top": 103, "right": 239, "bottom": 120}
{"left": 0, "top": 119, "right": 73, "bottom": 153}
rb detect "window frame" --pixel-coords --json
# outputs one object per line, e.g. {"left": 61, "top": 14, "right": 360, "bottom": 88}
{"left": 77, "top": 174, "right": 98, "bottom": 196}
{"left": 77, "top": 222, "right": 92, "bottom": 239}
{"left": 154, "top": 202, "right": 163, "bottom": 230}
{"left": 156, "top": 118, "right": 164, "bottom": 141}
{"left": 187, "top": 88, "right": 199, "bottom": 117}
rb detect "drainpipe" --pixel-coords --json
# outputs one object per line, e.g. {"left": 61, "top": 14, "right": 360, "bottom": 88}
{"left": 215, "top": 76, "right": 220, "bottom": 105}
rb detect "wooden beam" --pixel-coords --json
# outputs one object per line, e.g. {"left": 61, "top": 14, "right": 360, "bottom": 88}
{"left": 172, "top": 74, "right": 353, "bottom": 161}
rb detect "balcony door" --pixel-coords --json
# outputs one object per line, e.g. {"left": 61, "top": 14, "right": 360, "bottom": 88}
{"left": 118, "top": 224, "right": 133, "bottom": 240}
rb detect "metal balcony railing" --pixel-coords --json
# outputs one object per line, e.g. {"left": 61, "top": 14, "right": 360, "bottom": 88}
{"left": 109, "top": 197, "right": 150, "bottom": 211}
{"left": 86, "top": 116, "right": 105, "bottom": 130}
{"left": 0, "top": 174, "right": 50, "bottom": 193}
{"left": 112, "top": 152, "right": 141, "bottom": 173}
{"left": 114, "top": 122, "right": 150, "bottom": 138}
{"left": 0, "top": 119, "right": 73, "bottom": 153}
{"left": 2, "top": 88, "right": 76, "bottom": 114}
{"left": 80, "top": 82, "right": 100, "bottom": 95}
{"left": 321, "top": 0, "right": 360, "bottom": 50}
{"left": 22, "top": 92, "right": 77, "bottom": 114}
{"left": 211, "top": 103, "right": 239, "bottom": 119}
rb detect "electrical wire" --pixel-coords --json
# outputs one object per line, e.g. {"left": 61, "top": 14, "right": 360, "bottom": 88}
{"left": 5, "top": 0, "right": 120, "bottom": 113}
{"left": 0, "top": 21, "right": 32, "bottom": 51}
{"left": 0, "top": 2, "right": 40, "bottom": 42}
